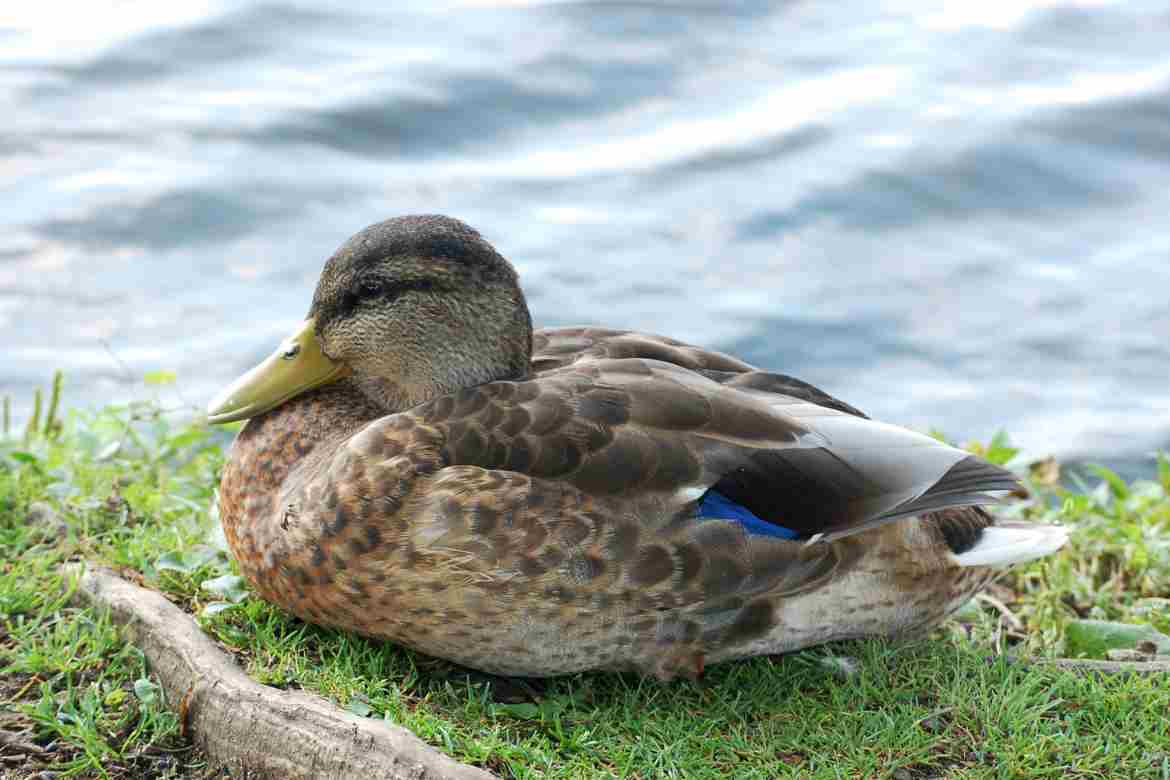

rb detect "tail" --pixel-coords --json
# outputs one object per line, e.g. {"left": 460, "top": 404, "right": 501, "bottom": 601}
{"left": 952, "top": 520, "right": 1070, "bottom": 567}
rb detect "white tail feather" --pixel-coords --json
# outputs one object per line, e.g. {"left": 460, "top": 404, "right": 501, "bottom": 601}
{"left": 953, "top": 523, "right": 1069, "bottom": 567}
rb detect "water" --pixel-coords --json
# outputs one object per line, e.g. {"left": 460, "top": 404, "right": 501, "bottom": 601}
{"left": 2, "top": 1, "right": 1168, "bottom": 478}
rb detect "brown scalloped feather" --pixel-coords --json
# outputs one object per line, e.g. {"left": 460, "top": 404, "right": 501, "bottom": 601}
{"left": 220, "top": 326, "right": 1036, "bottom": 679}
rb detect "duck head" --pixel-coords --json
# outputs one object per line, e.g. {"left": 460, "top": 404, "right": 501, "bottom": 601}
{"left": 207, "top": 214, "right": 532, "bottom": 423}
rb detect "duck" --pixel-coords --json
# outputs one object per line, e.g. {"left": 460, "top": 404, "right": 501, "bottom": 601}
{"left": 208, "top": 214, "right": 1068, "bottom": 680}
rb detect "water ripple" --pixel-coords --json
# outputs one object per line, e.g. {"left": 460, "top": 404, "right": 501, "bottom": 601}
{"left": 2, "top": 0, "right": 1167, "bottom": 477}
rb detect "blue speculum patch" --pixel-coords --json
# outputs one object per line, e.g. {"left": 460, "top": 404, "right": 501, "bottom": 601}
{"left": 697, "top": 490, "right": 800, "bottom": 540}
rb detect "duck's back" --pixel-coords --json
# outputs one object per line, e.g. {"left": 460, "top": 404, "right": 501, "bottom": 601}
{"left": 527, "top": 326, "right": 1017, "bottom": 544}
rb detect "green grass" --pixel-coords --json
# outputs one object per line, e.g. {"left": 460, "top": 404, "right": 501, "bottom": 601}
{"left": 1, "top": 394, "right": 1168, "bottom": 778}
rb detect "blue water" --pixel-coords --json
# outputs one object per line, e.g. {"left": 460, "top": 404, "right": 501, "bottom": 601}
{"left": 2, "top": 1, "right": 1168, "bottom": 477}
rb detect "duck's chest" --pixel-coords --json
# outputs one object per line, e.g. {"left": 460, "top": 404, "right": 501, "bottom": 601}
{"left": 217, "top": 384, "right": 382, "bottom": 599}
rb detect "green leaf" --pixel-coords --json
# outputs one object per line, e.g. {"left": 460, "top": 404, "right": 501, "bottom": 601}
{"left": 165, "top": 429, "right": 209, "bottom": 450}
{"left": 201, "top": 601, "right": 238, "bottom": 618}
{"left": 1132, "top": 599, "right": 1170, "bottom": 619}
{"left": 96, "top": 441, "right": 122, "bottom": 461}
{"left": 201, "top": 574, "right": 249, "bottom": 603}
{"left": 492, "top": 702, "right": 541, "bottom": 719}
{"left": 1088, "top": 479, "right": 1113, "bottom": 508}
{"left": 213, "top": 624, "right": 248, "bottom": 646}
{"left": 155, "top": 551, "right": 193, "bottom": 573}
{"left": 984, "top": 430, "right": 1019, "bottom": 466}
{"left": 8, "top": 451, "right": 39, "bottom": 464}
{"left": 143, "top": 370, "right": 177, "bottom": 386}
{"left": 185, "top": 545, "right": 220, "bottom": 569}
{"left": 133, "top": 678, "right": 160, "bottom": 706}
{"left": 165, "top": 494, "right": 205, "bottom": 513}
{"left": 1087, "top": 464, "right": 1129, "bottom": 500}
{"left": 1064, "top": 620, "right": 1170, "bottom": 659}
{"left": 157, "top": 545, "right": 221, "bottom": 575}
{"left": 347, "top": 697, "right": 372, "bottom": 717}
{"left": 46, "top": 481, "right": 80, "bottom": 499}
{"left": 207, "top": 515, "right": 230, "bottom": 554}
{"left": 103, "top": 688, "right": 129, "bottom": 708}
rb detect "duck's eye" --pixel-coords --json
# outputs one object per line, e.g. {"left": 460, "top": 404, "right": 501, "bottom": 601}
{"left": 345, "top": 278, "right": 431, "bottom": 310}
{"left": 340, "top": 280, "right": 384, "bottom": 311}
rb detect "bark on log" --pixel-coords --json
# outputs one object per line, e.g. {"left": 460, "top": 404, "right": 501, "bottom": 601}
{"left": 65, "top": 564, "right": 496, "bottom": 780}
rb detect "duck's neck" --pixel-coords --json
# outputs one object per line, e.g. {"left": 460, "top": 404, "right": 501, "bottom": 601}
{"left": 243, "top": 378, "right": 382, "bottom": 472}
{"left": 347, "top": 358, "right": 532, "bottom": 414}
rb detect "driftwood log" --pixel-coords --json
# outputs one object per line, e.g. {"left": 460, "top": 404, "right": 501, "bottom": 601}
{"left": 65, "top": 564, "right": 494, "bottom": 780}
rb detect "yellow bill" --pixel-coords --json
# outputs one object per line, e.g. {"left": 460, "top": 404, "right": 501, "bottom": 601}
{"left": 206, "top": 318, "right": 349, "bottom": 424}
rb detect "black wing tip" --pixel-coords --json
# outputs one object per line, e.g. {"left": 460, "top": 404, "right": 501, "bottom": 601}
{"left": 946, "top": 454, "right": 1020, "bottom": 483}
{"left": 819, "top": 454, "right": 1020, "bottom": 543}
{"left": 879, "top": 454, "right": 1020, "bottom": 522}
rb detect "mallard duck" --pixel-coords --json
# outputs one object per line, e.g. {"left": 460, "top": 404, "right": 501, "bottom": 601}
{"left": 208, "top": 215, "right": 1067, "bottom": 680}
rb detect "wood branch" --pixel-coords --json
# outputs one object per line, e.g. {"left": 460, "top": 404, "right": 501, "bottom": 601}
{"left": 64, "top": 564, "right": 495, "bottom": 780}
{"left": 0, "top": 727, "right": 46, "bottom": 756}
{"left": 995, "top": 655, "right": 1170, "bottom": 675}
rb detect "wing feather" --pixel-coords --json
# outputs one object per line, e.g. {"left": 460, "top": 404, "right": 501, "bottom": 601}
{"left": 391, "top": 348, "right": 1018, "bottom": 543}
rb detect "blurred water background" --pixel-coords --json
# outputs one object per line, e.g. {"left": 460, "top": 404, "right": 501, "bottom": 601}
{"left": 2, "top": 1, "right": 1168, "bottom": 478}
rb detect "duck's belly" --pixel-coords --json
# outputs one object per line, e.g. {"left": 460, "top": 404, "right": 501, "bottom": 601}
{"left": 228, "top": 485, "right": 996, "bottom": 678}
{"left": 247, "top": 540, "right": 993, "bottom": 680}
